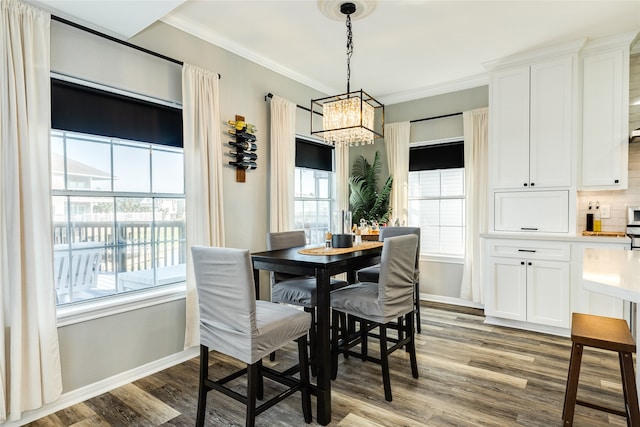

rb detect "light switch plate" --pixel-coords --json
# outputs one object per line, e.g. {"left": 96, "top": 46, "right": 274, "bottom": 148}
{"left": 601, "top": 205, "right": 610, "bottom": 219}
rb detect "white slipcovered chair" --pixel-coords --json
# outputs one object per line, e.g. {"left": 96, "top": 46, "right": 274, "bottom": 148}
{"left": 267, "top": 230, "right": 348, "bottom": 368}
{"left": 191, "top": 246, "right": 312, "bottom": 427}
{"left": 330, "top": 234, "right": 419, "bottom": 402}
{"left": 356, "top": 226, "right": 422, "bottom": 333}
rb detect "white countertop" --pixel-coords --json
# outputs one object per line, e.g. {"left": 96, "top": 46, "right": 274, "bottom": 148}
{"left": 582, "top": 248, "right": 640, "bottom": 303}
{"left": 481, "top": 233, "right": 631, "bottom": 245}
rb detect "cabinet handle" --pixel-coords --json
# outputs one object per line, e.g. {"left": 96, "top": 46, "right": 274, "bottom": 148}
{"left": 615, "top": 179, "right": 619, "bottom": 184}
{"left": 520, "top": 227, "right": 538, "bottom": 231}
{"left": 523, "top": 183, "right": 528, "bottom": 187}
{"left": 528, "top": 262, "right": 532, "bottom": 266}
{"left": 530, "top": 182, "right": 535, "bottom": 187}
{"left": 521, "top": 261, "right": 525, "bottom": 265}
{"left": 518, "top": 249, "right": 537, "bottom": 253}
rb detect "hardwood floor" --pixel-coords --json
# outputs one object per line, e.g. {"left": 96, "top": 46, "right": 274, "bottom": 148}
{"left": 28, "top": 302, "right": 632, "bottom": 426}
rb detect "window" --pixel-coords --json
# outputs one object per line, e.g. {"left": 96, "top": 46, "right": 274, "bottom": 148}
{"left": 294, "top": 168, "right": 333, "bottom": 244}
{"left": 407, "top": 141, "right": 465, "bottom": 257}
{"left": 293, "top": 138, "right": 335, "bottom": 245}
{"left": 51, "top": 78, "right": 184, "bottom": 306}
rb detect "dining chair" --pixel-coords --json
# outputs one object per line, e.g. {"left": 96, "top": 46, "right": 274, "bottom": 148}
{"left": 191, "top": 245, "right": 312, "bottom": 427}
{"left": 356, "top": 226, "right": 422, "bottom": 333}
{"left": 330, "top": 234, "right": 419, "bottom": 402}
{"left": 267, "top": 230, "right": 348, "bottom": 368}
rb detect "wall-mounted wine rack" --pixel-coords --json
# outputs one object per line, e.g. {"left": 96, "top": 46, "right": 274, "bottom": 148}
{"left": 226, "top": 114, "right": 257, "bottom": 183}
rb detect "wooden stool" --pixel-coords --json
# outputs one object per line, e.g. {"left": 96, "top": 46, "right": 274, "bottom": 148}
{"left": 563, "top": 313, "right": 640, "bottom": 426}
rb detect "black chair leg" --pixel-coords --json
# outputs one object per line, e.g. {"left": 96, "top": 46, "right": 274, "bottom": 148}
{"left": 379, "top": 325, "right": 392, "bottom": 402}
{"left": 297, "top": 336, "right": 312, "bottom": 423}
{"left": 306, "top": 307, "right": 317, "bottom": 376}
{"left": 331, "top": 310, "right": 340, "bottom": 380}
{"left": 415, "top": 282, "right": 422, "bottom": 334}
{"left": 246, "top": 362, "right": 259, "bottom": 427}
{"left": 407, "top": 313, "right": 419, "bottom": 378}
{"left": 256, "top": 360, "right": 264, "bottom": 401}
{"left": 360, "top": 319, "right": 368, "bottom": 360}
{"left": 196, "top": 345, "right": 209, "bottom": 427}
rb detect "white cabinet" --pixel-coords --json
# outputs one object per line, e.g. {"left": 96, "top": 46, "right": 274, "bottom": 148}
{"left": 490, "top": 55, "right": 576, "bottom": 190}
{"left": 485, "top": 239, "right": 571, "bottom": 329}
{"left": 580, "top": 34, "right": 635, "bottom": 190}
{"left": 571, "top": 242, "right": 627, "bottom": 319}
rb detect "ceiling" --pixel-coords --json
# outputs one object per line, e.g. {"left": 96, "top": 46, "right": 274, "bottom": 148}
{"left": 29, "top": 0, "right": 640, "bottom": 105}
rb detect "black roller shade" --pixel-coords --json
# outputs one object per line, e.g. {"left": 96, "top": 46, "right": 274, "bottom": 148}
{"left": 51, "top": 78, "right": 183, "bottom": 147}
{"left": 409, "top": 141, "right": 464, "bottom": 171}
{"left": 295, "top": 138, "right": 333, "bottom": 171}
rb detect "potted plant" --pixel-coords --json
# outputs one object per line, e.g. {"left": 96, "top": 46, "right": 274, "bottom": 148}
{"left": 349, "top": 151, "right": 393, "bottom": 226}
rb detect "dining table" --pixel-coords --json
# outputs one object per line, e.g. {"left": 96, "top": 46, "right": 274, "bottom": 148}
{"left": 251, "top": 241, "right": 383, "bottom": 426}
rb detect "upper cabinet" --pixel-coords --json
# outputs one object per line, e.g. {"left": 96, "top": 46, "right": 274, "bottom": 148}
{"left": 489, "top": 52, "right": 578, "bottom": 191}
{"left": 580, "top": 32, "right": 638, "bottom": 190}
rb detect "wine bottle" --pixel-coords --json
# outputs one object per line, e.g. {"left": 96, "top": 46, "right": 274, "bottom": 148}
{"left": 229, "top": 160, "right": 257, "bottom": 170}
{"left": 227, "top": 120, "right": 257, "bottom": 133}
{"left": 229, "top": 140, "right": 257, "bottom": 151}
{"left": 229, "top": 150, "right": 258, "bottom": 160}
{"left": 227, "top": 129, "right": 257, "bottom": 142}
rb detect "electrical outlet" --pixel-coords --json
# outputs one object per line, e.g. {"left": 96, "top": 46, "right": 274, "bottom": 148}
{"left": 601, "top": 205, "right": 611, "bottom": 219}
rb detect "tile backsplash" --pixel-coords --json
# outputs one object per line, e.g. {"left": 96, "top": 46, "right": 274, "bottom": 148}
{"left": 576, "top": 53, "right": 640, "bottom": 233}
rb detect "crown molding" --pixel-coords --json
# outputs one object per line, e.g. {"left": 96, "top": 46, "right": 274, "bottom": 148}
{"left": 378, "top": 73, "right": 489, "bottom": 106}
{"left": 161, "top": 14, "right": 341, "bottom": 96}
{"left": 483, "top": 38, "right": 587, "bottom": 71}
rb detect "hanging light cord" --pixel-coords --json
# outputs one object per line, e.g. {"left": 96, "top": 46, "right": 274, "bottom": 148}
{"left": 345, "top": 13, "right": 353, "bottom": 93}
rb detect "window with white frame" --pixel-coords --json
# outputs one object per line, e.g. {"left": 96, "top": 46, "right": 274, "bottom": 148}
{"left": 294, "top": 168, "right": 333, "bottom": 244}
{"left": 293, "top": 138, "right": 335, "bottom": 245}
{"left": 407, "top": 141, "right": 465, "bottom": 256}
{"left": 51, "top": 78, "right": 185, "bottom": 306}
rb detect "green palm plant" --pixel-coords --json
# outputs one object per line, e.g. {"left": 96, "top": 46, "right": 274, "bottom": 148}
{"left": 349, "top": 151, "right": 393, "bottom": 226}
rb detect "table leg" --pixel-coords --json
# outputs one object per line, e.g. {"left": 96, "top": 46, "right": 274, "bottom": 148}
{"left": 315, "top": 268, "right": 331, "bottom": 425}
{"left": 253, "top": 268, "right": 260, "bottom": 300}
{"left": 635, "top": 307, "right": 640, "bottom": 407}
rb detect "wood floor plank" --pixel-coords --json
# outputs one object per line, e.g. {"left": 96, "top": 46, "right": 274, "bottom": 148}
{"left": 26, "top": 302, "right": 636, "bottom": 426}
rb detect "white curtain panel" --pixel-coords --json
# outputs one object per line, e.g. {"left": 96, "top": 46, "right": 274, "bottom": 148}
{"left": 335, "top": 143, "right": 350, "bottom": 212}
{"left": 460, "top": 107, "right": 489, "bottom": 303}
{"left": 0, "top": 0, "right": 62, "bottom": 421}
{"left": 269, "top": 95, "right": 296, "bottom": 232}
{"left": 182, "top": 63, "right": 225, "bottom": 349}
{"left": 384, "top": 122, "right": 410, "bottom": 225}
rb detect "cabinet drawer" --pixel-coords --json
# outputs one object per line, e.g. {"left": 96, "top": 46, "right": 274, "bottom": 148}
{"left": 494, "top": 190, "right": 569, "bottom": 233}
{"left": 487, "top": 239, "right": 570, "bottom": 261}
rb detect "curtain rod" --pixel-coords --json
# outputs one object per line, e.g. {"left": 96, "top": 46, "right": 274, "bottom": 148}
{"left": 265, "top": 92, "right": 322, "bottom": 117}
{"left": 51, "top": 15, "right": 221, "bottom": 79}
{"left": 410, "top": 112, "right": 462, "bottom": 124}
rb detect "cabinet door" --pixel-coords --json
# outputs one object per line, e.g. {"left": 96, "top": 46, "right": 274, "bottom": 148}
{"left": 494, "top": 190, "right": 569, "bottom": 233}
{"left": 581, "top": 49, "right": 627, "bottom": 189}
{"left": 485, "top": 257, "right": 527, "bottom": 321}
{"left": 529, "top": 56, "right": 574, "bottom": 188}
{"left": 527, "top": 259, "right": 570, "bottom": 328}
{"left": 490, "top": 66, "right": 530, "bottom": 189}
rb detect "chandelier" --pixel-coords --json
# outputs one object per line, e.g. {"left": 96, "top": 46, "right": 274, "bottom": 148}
{"left": 311, "top": 2, "right": 384, "bottom": 147}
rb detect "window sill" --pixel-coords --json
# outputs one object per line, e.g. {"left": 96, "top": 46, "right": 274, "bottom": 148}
{"left": 420, "top": 254, "right": 464, "bottom": 265}
{"left": 56, "top": 283, "right": 186, "bottom": 327}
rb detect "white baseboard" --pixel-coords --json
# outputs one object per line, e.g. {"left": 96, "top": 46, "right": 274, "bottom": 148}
{"left": 4, "top": 347, "right": 199, "bottom": 427}
{"left": 484, "top": 316, "right": 570, "bottom": 338}
{"left": 420, "top": 293, "right": 484, "bottom": 310}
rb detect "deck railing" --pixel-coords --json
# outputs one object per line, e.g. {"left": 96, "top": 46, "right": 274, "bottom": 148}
{"left": 53, "top": 220, "right": 186, "bottom": 272}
